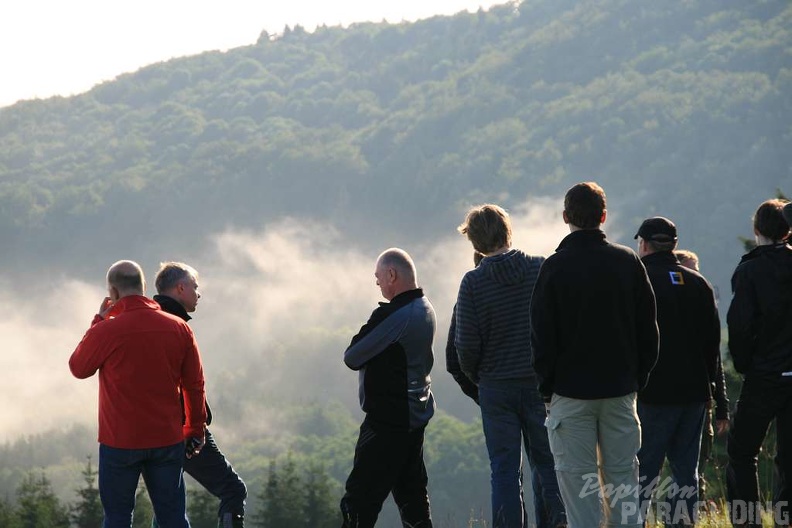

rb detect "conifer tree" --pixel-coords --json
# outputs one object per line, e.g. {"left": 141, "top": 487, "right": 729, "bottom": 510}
{"left": 186, "top": 487, "right": 217, "bottom": 528}
{"left": 304, "top": 461, "right": 339, "bottom": 528}
{"left": 255, "top": 454, "right": 307, "bottom": 528}
{"left": 0, "top": 494, "right": 21, "bottom": 528}
{"left": 71, "top": 456, "right": 103, "bottom": 528}
{"left": 15, "top": 471, "right": 70, "bottom": 528}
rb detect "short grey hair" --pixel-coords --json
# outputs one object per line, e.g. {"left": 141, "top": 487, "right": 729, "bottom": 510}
{"left": 107, "top": 260, "right": 145, "bottom": 295}
{"left": 377, "top": 248, "right": 417, "bottom": 283}
{"left": 155, "top": 262, "right": 199, "bottom": 294}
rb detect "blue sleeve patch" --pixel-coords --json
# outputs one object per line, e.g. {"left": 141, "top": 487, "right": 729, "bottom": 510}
{"left": 669, "top": 271, "right": 685, "bottom": 285}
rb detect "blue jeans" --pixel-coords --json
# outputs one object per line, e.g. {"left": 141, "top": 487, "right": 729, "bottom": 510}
{"left": 637, "top": 402, "right": 705, "bottom": 526}
{"left": 99, "top": 442, "right": 189, "bottom": 528}
{"left": 479, "top": 380, "right": 566, "bottom": 528}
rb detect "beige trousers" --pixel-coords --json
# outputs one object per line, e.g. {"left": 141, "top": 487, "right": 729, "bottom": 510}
{"left": 545, "top": 393, "right": 642, "bottom": 528}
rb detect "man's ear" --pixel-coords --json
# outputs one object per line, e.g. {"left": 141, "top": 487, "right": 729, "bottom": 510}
{"left": 108, "top": 286, "right": 120, "bottom": 302}
{"left": 600, "top": 209, "right": 607, "bottom": 225}
{"left": 562, "top": 210, "right": 570, "bottom": 225}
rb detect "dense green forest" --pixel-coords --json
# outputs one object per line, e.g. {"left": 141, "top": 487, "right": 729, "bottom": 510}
{"left": 1, "top": 0, "right": 789, "bottom": 286}
{"left": 0, "top": 0, "right": 790, "bottom": 525}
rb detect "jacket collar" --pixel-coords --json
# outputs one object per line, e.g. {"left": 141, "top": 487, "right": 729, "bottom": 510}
{"left": 641, "top": 251, "right": 679, "bottom": 266}
{"left": 740, "top": 242, "right": 791, "bottom": 264}
{"left": 109, "top": 295, "right": 160, "bottom": 317}
{"left": 556, "top": 229, "right": 607, "bottom": 251}
{"left": 153, "top": 294, "right": 192, "bottom": 322}
{"left": 386, "top": 288, "right": 424, "bottom": 309}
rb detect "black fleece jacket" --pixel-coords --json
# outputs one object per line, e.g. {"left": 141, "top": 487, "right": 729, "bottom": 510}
{"left": 531, "top": 229, "right": 659, "bottom": 400}
{"left": 638, "top": 252, "right": 720, "bottom": 404}
{"left": 727, "top": 243, "right": 792, "bottom": 378}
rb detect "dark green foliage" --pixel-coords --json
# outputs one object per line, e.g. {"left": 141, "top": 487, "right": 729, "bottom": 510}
{"left": 303, "top": 462, "right": 340, "bottom": 528}
{"left": 15, "top": 471, "right": 71, "bottom": 528}
{"left": 132, "top": 483, "right": 153, "bottom": 528}
{"left": 0, "top": 495, "right": 21, "bottom": 528}
{"left": 0, "top": 0, "right": 788, "bottom": 295}
{"left": 255, "top": 454, "right": 307, "bottom": 528}
{"left": 186, "top": 487, "right": 218, "bottom": 528}
{"left": 70, "top": 456, "right": 102, "bottom": 528}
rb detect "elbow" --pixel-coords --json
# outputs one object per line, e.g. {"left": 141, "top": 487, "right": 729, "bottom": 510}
{"left": 69, "top": 366, "right": 92, "bottom": 380}
{"left": 343, "top": 354, "right": 361, "bottom": 371}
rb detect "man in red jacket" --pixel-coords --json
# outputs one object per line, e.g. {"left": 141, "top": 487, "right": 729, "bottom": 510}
{"left": 69, "top": 260, "right": 207, "bottom": 528}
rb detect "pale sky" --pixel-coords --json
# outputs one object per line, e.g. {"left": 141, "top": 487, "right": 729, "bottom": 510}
{"left": 0, "top": 0, "right": 504, "bottom": 108}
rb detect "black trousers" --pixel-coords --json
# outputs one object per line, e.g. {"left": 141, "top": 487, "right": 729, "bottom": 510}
{"left": 726, "top": 376, "right": 792, "bottom": 527}
{"left": 184, "top": 428, "right": 247, "bottom": 519}
{"left": 340, "top": 420, "right": 432, "bottom": 528}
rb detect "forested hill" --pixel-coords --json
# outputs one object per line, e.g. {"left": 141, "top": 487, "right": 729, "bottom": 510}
{"left": 0, "top": 0, "right": 790, "bottom": 289}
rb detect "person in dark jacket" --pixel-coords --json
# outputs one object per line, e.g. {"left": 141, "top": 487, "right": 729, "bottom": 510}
{"left": 531, "top": 182, "right": 658, "bottom": 528}
{"left": 634, "top": 218, "right": 721, "bottom": 527}
{"left": 726, "top": 199, "right": 792, "bottom": 528}
{"left": 675, "top": 249, "right": 730, "bottom": 504}
{"left": 153, "top": 262, "right": 247, "bottom": 528}
{"left": 455, "top": 204, "right": 565, "bottom": 528}
{"left": 340, "top": 248, "right": 436, "bottom": 528}
{"left": 446, "top": 251, "right": 484, "bottom": 405}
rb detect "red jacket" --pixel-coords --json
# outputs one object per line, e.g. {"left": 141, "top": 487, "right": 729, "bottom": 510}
{"left": 69, "top": 295, "right": 207, "bottom": 449}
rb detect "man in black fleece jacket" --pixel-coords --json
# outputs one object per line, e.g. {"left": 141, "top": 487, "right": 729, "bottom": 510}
{"left": 153, "top": 262, "right": 247, "bottom": 528}
{"left": 531, "top": 182, "right": 658, "bottom": 528}
{"left": 726, "top": 199, "right": 792, "bottom": 528}
{"left": 634, "top": 217, "right": 721, "bottom": 526}
{"left": 455, "top": 204, "right": 565, "bottom": 528}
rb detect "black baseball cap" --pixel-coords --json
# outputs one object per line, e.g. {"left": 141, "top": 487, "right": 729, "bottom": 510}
{"left": 634, "top": 216, "right": 678, "bottom": 242}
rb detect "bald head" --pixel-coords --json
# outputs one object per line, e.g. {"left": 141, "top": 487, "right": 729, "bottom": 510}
{"left": 107, "top": 260, "right": 145, "bottom": 299}
{"left": 375, "top": 248, "right": 417, "bottom": 300}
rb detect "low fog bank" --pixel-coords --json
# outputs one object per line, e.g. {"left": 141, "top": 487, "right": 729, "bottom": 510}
{"left": 0, "top": 197, "right": 568, "bottom": 443}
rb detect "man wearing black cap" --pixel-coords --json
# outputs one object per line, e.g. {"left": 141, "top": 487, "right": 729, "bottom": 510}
{"left": 634, "top": 217, "right": 721, "bottom": 527}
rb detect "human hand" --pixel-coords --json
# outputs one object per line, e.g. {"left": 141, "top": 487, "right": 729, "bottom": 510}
{"left": 98, "top": 297, "right": 114, "bottom": 319}
{"left": 185, "top": 435, "right": 205, "bottom": 458}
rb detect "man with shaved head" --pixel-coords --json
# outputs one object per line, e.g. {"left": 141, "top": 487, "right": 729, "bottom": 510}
{"left": 340, "top": 248, "right": 437, "bottom": 528}
{"left": 70, "top": 260, "right": 207, "bottom": 528}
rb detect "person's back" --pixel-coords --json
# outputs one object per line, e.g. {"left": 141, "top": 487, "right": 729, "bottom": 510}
{"left": 728, "top": 241, "right": 792, "bottom": 376}
{"left": 455, "top": 248, "right": 543, "bottom": 383}
{"left": 633, "top": 218, "right": 720, "bottom": 527}
{"left": 640, "top": 253, "right": 719, "bottom": 404}
{"left": 531, "top": 182, "right": 658, "bottom": 528}
{"left": 69, "top": 260, "right": 206, "bottom": 528}
{"left": 533, "top": 230, "right": 657, "bottom": 400}
{"left": 726, "top": 199, "right": 792, "bottom": 528}
{"left": 455, "top": 204, "right": 565, "bottom": 528}
{"left": 71, "top": 298, "right": 204, "bottom": 448}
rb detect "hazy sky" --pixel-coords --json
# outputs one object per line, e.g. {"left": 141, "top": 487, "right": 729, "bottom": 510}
{"left": 0, "top": 0, "right": 504, "bottom": 108}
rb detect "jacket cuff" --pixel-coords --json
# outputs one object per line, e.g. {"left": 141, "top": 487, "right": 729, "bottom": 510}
{"left": 183, "top": 424, "right": 205, "bottom": 440}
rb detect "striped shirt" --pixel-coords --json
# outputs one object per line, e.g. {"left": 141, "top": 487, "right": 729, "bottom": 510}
{"left": 454, "top": 249, "right": 544, "bottom": 384}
